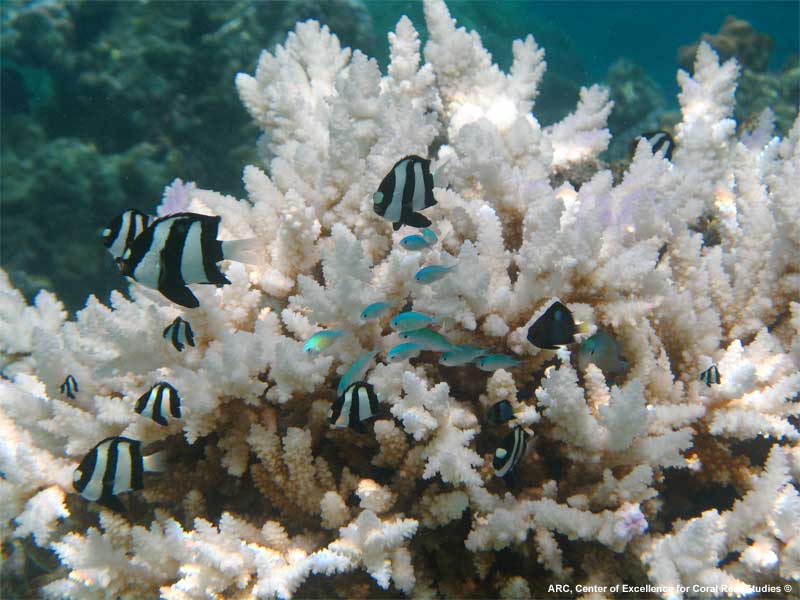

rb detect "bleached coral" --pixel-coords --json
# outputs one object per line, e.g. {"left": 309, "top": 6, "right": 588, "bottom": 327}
{"left": 1, "top": 0, "right": 798, "bottom": 598}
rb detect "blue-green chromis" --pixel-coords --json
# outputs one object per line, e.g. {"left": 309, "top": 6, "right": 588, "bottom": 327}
{"left": 337, "top": 351, "right": 379, "bottom": 397}
{"left": 387, "top": 342, "right": 424, "bottom": 361}
{"left": 414, "top": 264, "right": 456, "bottom": 284}
{"left": 390, "top": 311, "right": 439, "bottom": 332}
{"left": 475, "top": 354, "right": 523, "bottom": 371}
{"left": 360, "top": 301, "right": 393, "bottom": 321}
{"left": 421, "top": 228, "right": 438, "bottom": 245}
{"left": 399, "top": 234, "right": 431, "bottom": 251}
{"left": 303, "top": 330, "right": 345, "bottom": 354}
{"left": 399, "top": 328, "right": 456, "bottom": 352}
{"left": 438, "top": 345, "right": 486, "bottom": 366}
{"left": 577, "top": 331, "right": 629, "bottom": 375}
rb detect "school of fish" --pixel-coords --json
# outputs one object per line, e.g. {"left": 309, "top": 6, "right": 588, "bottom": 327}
{"left": 71, "top": 146, "right": 709, "bottom": 510}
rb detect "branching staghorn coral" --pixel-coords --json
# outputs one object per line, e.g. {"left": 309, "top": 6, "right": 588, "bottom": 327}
{"left": 1, "top": 0, "right": 799, "bottom": 597}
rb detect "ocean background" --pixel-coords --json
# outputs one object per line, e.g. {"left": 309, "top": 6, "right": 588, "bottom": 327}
{"left": 1, "top": 0, "right": 798, "bottom": 312}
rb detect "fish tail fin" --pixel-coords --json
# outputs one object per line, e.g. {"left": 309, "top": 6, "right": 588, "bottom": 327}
{"left": 222, "top": 238, "right": 263, "bottom": 264}
{"left": 100, "top": 495, "right": 127, "bottom": 513}
{"left": 160, "top": 283, "right": 200, "bottom": 308}
{"left": 142, "top": 450, "right": 168, "bottom": 473}
{"left": 405, "top": 212, "right": 432, "bottom": 228}
{"left": 433, "top": 158, "right": 450, "bottom": 188}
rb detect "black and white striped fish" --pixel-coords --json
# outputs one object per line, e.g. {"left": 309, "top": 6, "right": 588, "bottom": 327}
{"left": 492, "top": 427, "right": 528, "bottom": 478}
{"left": 72, "top": 436, "right": 166, "bottom": 512}
{"left": 328, "top": 381, "right": 379, "bottom": 433}
{"left": 373, "top": 155, "right": 438, "bottom": 230}
{"left": 60, "top": 374, "right": 78, "bottom": 399}
{"left": 101, "top": 209, "right": 151, "bottom": 261}
{"left": 163, "top": 316, "right": 195, "bottom": 352}
{"left": 631, "top": 130, "right": 675, "bottom": 161}
{"left": 117, "top": 212, "right": 259, "bottom": 308}
{"left": 527, "top": 301, "right": 581, "bottom": 350}
{"left": 135, "top": 382, "right": 181, "bottom": 426}
{"left": 699, "top": 364, "right": 720, "bottom": 386}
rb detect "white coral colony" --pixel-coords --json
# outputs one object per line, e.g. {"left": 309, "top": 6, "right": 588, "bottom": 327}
{"left": 1, "top": 0, "right": 799, "bottom": 598}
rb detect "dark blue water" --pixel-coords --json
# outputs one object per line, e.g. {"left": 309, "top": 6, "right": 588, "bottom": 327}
{"left": 367, "top": 0, "right": 799, "bottom": 102}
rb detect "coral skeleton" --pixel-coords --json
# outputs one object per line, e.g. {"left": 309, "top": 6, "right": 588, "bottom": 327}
{"left": 1, "top": 0, "right": 798, "bottom": 597}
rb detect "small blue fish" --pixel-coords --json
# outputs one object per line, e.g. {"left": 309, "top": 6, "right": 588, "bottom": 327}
{"left": 414, "top": 264, "right": 456, "bottom": 284}
{"left": 399, "top": 234, "right": 431, "bottom": 251}
{"left": 421, "top": 228, "right": 438, "bottom": 245}
{"left": 303, "top": 330, "right": 345, "bottom": 354}
{"left": 577, "top": 331, "right": 629, "bottom": 376}
{"left": 439, "top": 345, "right": 486, "bottom": 366}
{"left": 337, "top": 351, "right": 379, "bottom": 397}
{"left": 475, "top": 354, "right": 523, "bottom": 371}
{"left": 387, "top": 343, "right": 423, "bottom": 361}
{"left": 360, "top": 302, "right": 393, "bottom": 321}
{"left": 399, "top": 328, "right": 455, "bottom": 352}
{"left": 390, "top": 311, "right": 439, "bottom": 332}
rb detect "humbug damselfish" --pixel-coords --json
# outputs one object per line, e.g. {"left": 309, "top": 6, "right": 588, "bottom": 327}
{"left": 116, "top": 212, "right": 259, "bottom": 308}
{"left": 72, "top": 436, "right": 166, "bottom": 512}
{"left": 373, "top": 155, "right": 438, "bottom": 230}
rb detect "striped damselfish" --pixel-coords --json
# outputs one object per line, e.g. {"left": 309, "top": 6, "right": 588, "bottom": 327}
{"left": 60, "top": 374, "right": 78, "bottom": 399}
{"left": 493, "top": 427, "right": 528, "bottom": 478}
{"left": 373, "top": 155, "right": 438, "bottom": 230}
{"left": 116, "top": 212, "right": 260, "bottom": 308}
{"left": 72, "top": 436, "right": 166, "bottom": 512}
{"left": 163, "top": 316, "right": 195, "bottom": 352}
{"left": 329, "top": 381, "right": 380, "bottom": 433}
{"left": 135, "top": 382, "right": 182, "bottom": 426}
{"left": 101, "top": 209, "right": 151, "bottom": 261}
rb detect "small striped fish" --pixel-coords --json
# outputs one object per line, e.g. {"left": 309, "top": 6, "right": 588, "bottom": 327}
{"left": 163, "top": 316, "right": 195, "bottom": 352}
{"left": 101, "top": 209, "right": 151, "bottom": 261}
{"left": 329, "top": 381, "right": 379, "bottom": 433}
{"left": 527, "top": 301, "right": 578, "bottom": 349}
{"left": 699, "top": 364, "right": 720, "bottom": 386}
{"left": 72, "top": 436, "right": 165, "bottom": 512}
{"left": 135, "top": 382, "right": 182, "bottom": 426}
{"left": 493, "top": 427, "right": 528, "bottom": 478}
{"left": 373, "top": 155, "right": 438, "bottom": 230}
{"left": 60, "top": 374, "right": 78, "bottom": 399}
{"left": 117, "top": 212, "right": 258, "bottom": 308}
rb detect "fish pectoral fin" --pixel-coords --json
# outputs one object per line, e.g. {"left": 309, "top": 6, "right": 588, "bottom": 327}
{"left": 99, "top": 494, "right": 127, "bottom": 513}
{"left": 405, "top": 212, "right": 433, "bottom": 228}
{"left": 159, "top": 283, "right": 200, "bottom": 308}
{"left": 393, "top": 221, "right": 402, "bottom": 231}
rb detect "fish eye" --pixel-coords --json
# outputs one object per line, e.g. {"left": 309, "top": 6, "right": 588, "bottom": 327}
{"left": 495, "top": 448, "right": 507, "bottom": 459}
{"left": 373, "top": 192, "right": 383, "bottom": 205}
{"left": 100, "top": 228, "right": 111, "bottom": 238}
{"left": 73, "top": 469, "right": 81, "bottom": 482}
